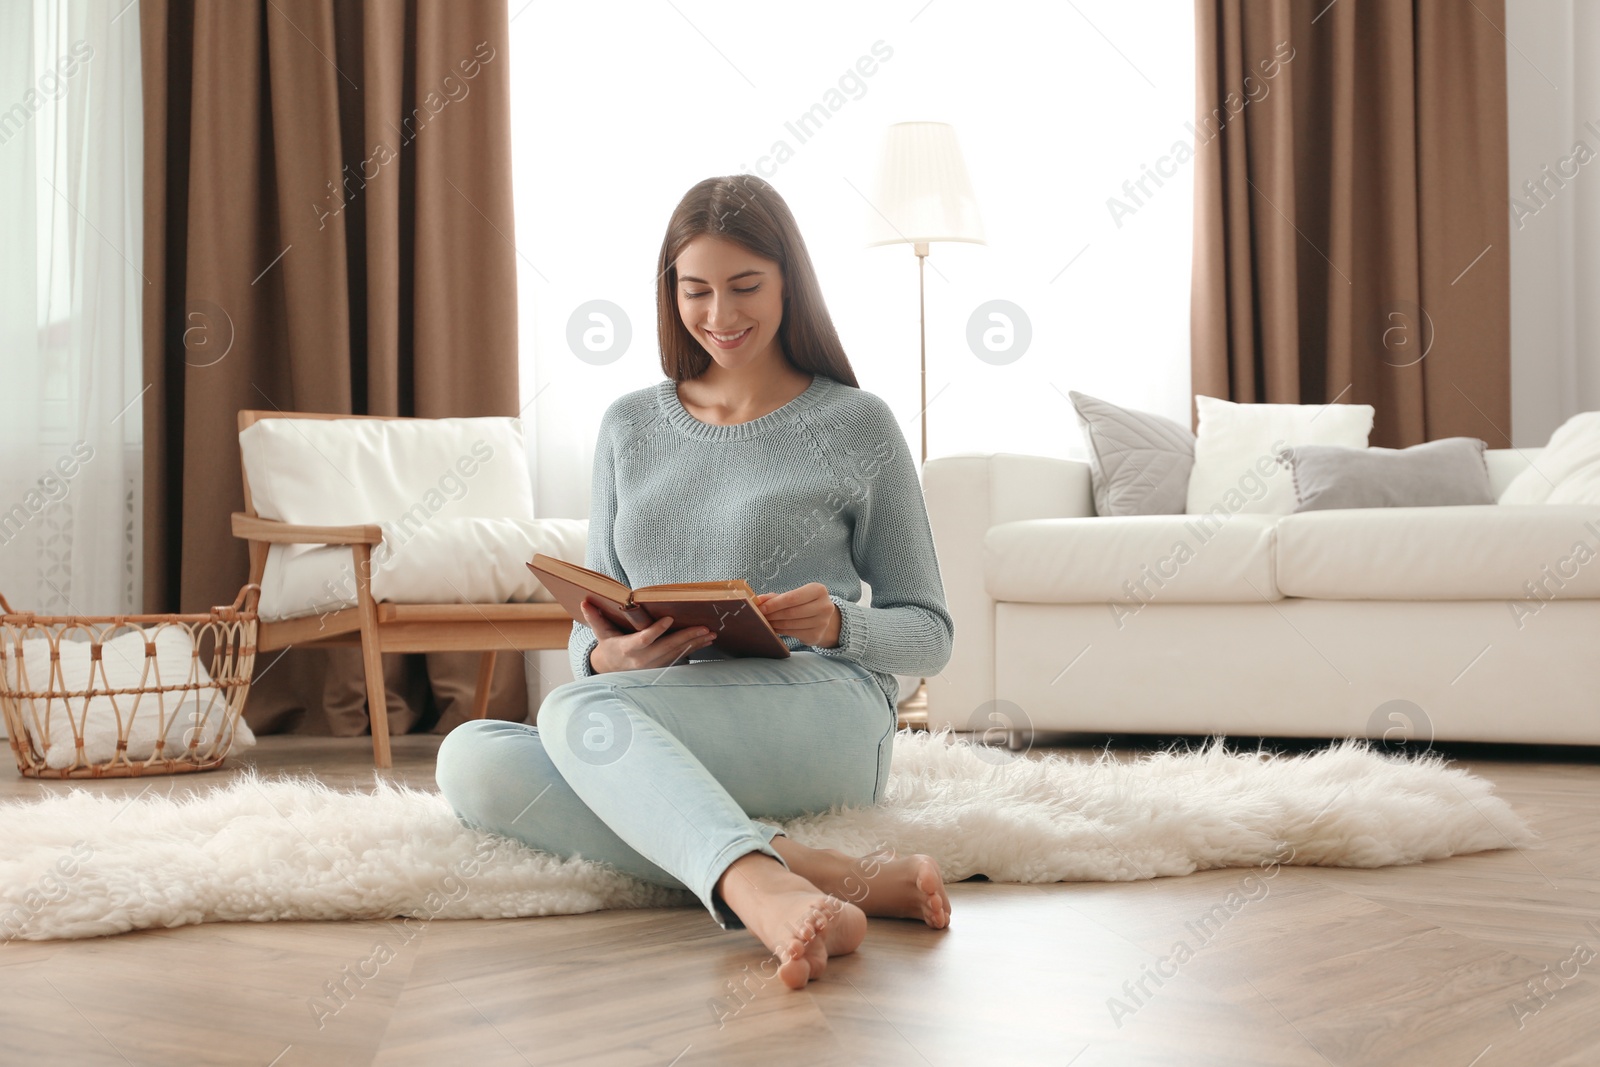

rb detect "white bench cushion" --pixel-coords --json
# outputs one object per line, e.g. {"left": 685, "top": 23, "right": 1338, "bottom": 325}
{"left": 240, "top": 416, "right": 535, "bottom": 524}
{"left": 984, "top": 514, "right": 1281, "bottom": 604}
{"left": 258, "top": 517, "right": 590, "bottom": 622}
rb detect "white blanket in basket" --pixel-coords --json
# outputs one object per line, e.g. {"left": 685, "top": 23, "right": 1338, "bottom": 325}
{"left": 7, "top": 627, "right": 254, "bottom": 769}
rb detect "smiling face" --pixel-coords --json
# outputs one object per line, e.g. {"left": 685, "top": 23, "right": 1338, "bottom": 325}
{"left": 674, "top": 235, "right": 786, "bottom": 372}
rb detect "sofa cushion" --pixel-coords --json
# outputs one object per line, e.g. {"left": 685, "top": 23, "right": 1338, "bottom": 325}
{"left": 1068, "top": 391, "right": 1194, "bottom": 516}
{"left": 258, "top": 517, "right": 590, "bottom": 622}
{"left": 1279, "top": 437, "right": 1493, "bottom": 511}
{"left": 1499, "top": 411, "right": 1600, "bottom": 505}
{"left": 1187, "top": 395, "right": 1374, "bottom": 517}
{"left": 1276, "top": 505, "right": 1600, "bottom": 600}
{"left": 985, "top": 513, "right": 1281, "bottom": 606}
{"left": 1485, "top": 448, "right": 1539, "bottom": 499}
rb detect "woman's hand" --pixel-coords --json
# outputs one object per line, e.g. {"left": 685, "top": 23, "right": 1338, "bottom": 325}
{"left": 755, "top": 583, "right": 842, "bottom": 648}
{"left": 581, "top": 598, "right": 716, "bottom": 674}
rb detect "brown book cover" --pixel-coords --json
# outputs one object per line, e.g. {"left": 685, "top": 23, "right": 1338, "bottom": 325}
{"left": 527, "top": 553, "right": 791, "bottom": 660}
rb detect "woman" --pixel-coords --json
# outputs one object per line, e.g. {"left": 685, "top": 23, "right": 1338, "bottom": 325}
{"left": 436, "top": 174, "right": 955, "bottom": 989}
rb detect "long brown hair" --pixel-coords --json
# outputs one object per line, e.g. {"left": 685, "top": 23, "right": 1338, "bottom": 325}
{"left": 656, "top": 175, "right": 859, "bottom": 388}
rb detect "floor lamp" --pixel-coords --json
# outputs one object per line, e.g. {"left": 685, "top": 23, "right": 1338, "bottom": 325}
{"left": 865, "top": 121, "right": 987, "bottom": 729}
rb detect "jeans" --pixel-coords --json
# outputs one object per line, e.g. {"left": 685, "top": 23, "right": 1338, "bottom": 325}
{"left": 435, "top": 651, "right": 897, "bottom": 929}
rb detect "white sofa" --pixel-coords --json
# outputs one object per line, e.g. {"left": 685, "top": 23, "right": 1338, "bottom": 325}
{"left": 922, "top": 448, "right": 1600, "bottom": 745}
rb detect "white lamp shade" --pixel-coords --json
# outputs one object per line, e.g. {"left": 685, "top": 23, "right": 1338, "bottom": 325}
{"left": 864, "top": 121, "right": 987, "bottom": 247}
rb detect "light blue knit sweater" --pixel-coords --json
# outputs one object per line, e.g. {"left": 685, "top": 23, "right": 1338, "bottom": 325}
{"left": 567, "top": 372, "right": 954, "bottom": 710}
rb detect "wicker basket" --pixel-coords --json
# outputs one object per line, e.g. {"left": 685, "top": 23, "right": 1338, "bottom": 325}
{"left": 0, "top": 585, "right": 260, "bottom": 779}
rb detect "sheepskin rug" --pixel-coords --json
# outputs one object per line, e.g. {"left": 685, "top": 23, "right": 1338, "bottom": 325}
{"left": 0, "top": 730, "right": 1532, "bottom": 941}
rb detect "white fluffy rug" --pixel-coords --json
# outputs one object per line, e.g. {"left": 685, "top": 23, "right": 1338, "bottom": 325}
{"left": 0, "top": 730, "right": 1532, "bottom": 941}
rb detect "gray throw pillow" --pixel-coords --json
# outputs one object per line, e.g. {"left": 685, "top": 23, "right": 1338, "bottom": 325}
{"left": 1277, "top": 437, "right": 1493, "bottom": 512}
{"left": 1069, "top": 391, "right": 1196, "bottom": 516}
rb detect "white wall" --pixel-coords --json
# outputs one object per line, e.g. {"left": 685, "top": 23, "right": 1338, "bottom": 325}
{"left": 1506, "top": 0, "right": 1600, "bottom": 445}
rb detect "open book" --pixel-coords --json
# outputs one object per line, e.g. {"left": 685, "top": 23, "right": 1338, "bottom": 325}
{"left": 527, "top": 554, "right": 791, "bottom": 660}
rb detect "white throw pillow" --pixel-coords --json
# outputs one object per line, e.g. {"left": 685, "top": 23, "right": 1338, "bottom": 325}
{"left": 239, "top": 416, "right": 535, "bottom": 525}
{"left": 8, "top": 626, "right": 255, "bottom": 769}
{"left": 1499, "top": 411, "right": 1600, "bottom": 505}
{"left": 1186, "top": 395, "right": 1375, "bottom": 516}
{"left": 257, "top": 517, "right": 591, "bottom": 621}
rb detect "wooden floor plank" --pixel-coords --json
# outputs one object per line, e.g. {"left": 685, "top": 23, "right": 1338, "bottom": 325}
{"left": 1, "top": 734, "right": 1596, "bottom": 1064}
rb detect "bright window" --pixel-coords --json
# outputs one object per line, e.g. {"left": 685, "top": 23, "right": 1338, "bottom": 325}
{"left": 508, "top": 1, "right": 1194, "bottom": 513}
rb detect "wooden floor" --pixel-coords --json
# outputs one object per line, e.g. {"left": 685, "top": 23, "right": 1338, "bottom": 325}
{"left": 2, "top": 732, "right": 1598, "bottom": 1066}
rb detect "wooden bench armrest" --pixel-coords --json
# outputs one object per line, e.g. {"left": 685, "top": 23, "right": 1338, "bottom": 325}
{"left": 231, "top": 513, "right": 385, "bottom": 546}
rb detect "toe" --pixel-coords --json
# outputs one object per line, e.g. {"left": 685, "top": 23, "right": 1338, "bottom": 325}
{"left": 777, "top": 954, "right": 810, "bottom": 990}
{"left": 776, "top": 932, "right": 828, "bottom": 988}
{"left": 788, "top": 912, "right": 819, "bottom": 941}
{"left": 914, "top": 860, "right": 949, "bottom": 927}
{"left": 805, "top": 939, "right": 829, "bottom": 980}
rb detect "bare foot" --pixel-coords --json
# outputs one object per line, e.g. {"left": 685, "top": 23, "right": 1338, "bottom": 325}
{"left": 717, "top": 853, "right": 867, "bottom": 989}
{"left": 770, "top": 838, "right": 951, "bottom": 929}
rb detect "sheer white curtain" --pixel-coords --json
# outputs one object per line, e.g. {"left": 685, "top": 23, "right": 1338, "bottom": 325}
{"left": 0, "top": 0, "right": 144, "bottom": 621}
{"left": 506, "top": 1, "right": 1193, "bottom": 696}
{"left": 1505, "top": 1, "right": 1600, "bottom": 445}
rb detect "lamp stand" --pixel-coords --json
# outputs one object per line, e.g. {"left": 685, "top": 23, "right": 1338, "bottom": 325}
{"left": 896, "top": 240, "right": 932, "bottom": 732}
{"left": 916, "top": 240, "right": 928, "bottom": 466}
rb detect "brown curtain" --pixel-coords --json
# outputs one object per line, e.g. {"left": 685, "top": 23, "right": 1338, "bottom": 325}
{"left": 140, "top": 0, "right": 527, "bottom": 734}
{"left": 1191, "top": 0, "right": 1511, "bottom": 447}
